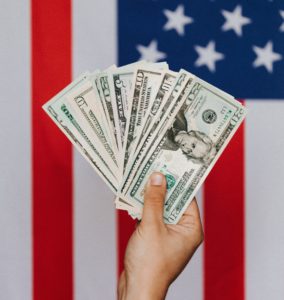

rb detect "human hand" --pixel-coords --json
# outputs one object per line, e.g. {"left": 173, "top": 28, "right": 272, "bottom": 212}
{"left": 118, "top": 172, "right": 204, "bottom": 300}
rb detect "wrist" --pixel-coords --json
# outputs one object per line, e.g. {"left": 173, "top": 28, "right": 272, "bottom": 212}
{"left": 118, "top": 272, "right": 169, "bottom": 300}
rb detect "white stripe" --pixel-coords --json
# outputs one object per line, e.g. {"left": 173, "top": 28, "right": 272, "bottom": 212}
{"left": 167, "top": 189, "right": 203, "bottom": 300}
{"left": 0, "top": 1, "right": 31, "bottom": 299}
{"left": 246, "top": 100, "right": 284, "bottom": 300}
{"left": 73, "top": 0, "right": 117, "bottom": 299}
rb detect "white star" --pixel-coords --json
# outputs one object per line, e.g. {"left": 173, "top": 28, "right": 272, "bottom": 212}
{"left": 280, "top": 10, "right": 284, "bottom": 32}
{"left": 136, "top": 40, "right": 166, "bottom": 63}
{"left": 194, "top": 41, "right": 224, "bottom": 72}
{"left": 253, "top": 41, "right": 282, "bottom": 73}
{"left": 221, "top": 5, "right": 251, "bottom": 37}
{"left": 163, "top": 5, "right": 193, "bottom": 36}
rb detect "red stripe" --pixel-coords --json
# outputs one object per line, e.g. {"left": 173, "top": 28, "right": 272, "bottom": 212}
{"left": 31, "top": 1, "right": 73, "bottom": 299}
{"left": 203, "top": 116, "right": 245, "bottom": 300}
{"left": 117, "top": 211, "right": 136, "bottom": 276}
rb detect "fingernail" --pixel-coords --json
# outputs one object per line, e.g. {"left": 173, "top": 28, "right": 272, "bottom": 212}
{"left": 150, "top": 173, "right": 163, "bottom": 186}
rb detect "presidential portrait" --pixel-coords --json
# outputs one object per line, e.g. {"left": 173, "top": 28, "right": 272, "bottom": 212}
{"left": 162, "top": 103, "right": 217, "bottom": 166}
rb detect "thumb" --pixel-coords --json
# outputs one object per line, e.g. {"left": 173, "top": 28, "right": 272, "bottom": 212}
{"left": 142, "top": 172, "right": 167, "bottom": 226}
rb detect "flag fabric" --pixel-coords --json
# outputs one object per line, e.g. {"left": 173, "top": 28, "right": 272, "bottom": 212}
{"left": 1, "top": 0, "right": 284, "bottom": 300}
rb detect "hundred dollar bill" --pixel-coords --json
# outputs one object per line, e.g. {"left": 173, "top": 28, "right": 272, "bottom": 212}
{"left": 122, "top": 67, "right": 166, "bottom": 174}
{"left": 122, "top": 76, "right": 246, "bottom": 223}
{"left": 65, "top": 78, "right": 119, "bottom": 171}
{"left": 120, "top": 70, "right": 195, "bottom": 194}
{"left": 42, "top": 74, "right": 119, "bottom": 192}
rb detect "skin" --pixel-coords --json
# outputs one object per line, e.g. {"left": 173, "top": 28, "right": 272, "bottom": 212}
{"left": 175, "top": 132, "right": 209, "bottom": 159}
{"left": 118, "top": 172, "right": 204, "bottom": 300}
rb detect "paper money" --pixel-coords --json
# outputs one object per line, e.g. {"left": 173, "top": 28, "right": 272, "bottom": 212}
{"left": 66, "top": 78, "right": 119, "bottom": 168}
{"left": 122, "top": 77, "right": 246, "bottom": 223}
{"left": 122, "top": 67, "right": 167, "bottom": 173}
{"left": 43, "top": 63, "right": 246, "bottom": 224}
{"left": 42, "top": 74, "right": 119, "bottom": 192}
{"left": 120, "top": 70, "right": 194, "bottom": 194}
{"left": 95, "top": 71, "right": 120, "bottom": 151}
{"left": 107, "top": 63, "right": 144, "bottom": 161}
{"left": 132, "top": 70, "right": 177, "bottom": 154}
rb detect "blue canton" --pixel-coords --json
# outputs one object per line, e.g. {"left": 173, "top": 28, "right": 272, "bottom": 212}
{"left": 118, "top": 0, "right": 284, "bottom": 98}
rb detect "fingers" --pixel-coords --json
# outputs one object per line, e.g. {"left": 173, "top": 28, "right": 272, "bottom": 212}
{"left": 181, "top": 198, "right": 201, "bottom": 219}
{"left": 178, "top": 198, "right": 204, "bottom": 245}
{"left": 178, "top": 198, "right": 202, "bottom": 227}
{"left": 141, "top": 172, "right": 167, "bottom": 227}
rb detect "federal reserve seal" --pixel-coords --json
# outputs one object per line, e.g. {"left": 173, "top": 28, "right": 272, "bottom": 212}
{"left": 202, "top": 109, "right": 217, "bottom": 124}
{"left": 165, "top": 174, "right": 176, "bottom": 190}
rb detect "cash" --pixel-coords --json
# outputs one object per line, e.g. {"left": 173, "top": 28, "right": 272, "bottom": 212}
{"left": 43, "top": 61, "right": 246, "bottom": 224}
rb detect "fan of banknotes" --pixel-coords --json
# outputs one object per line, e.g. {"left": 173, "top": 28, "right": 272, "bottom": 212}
{"left": 43, "top": 61, "right": 246, "bottom": 224}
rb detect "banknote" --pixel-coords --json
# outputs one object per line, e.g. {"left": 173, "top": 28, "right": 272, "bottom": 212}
{"left": 121, "top": 69, "right": 236, "bottom": 194}
{"left": 65, "top": 78, "right": 119, "bottom": 169}
{"left": 140, "top": 71, "right": 178, "bottom": 134}
{"left": 108, "top": 62, "right": 169, "bottom": 173}
{"left": 122, "top": 67, "right": 167, "bottom": 174}
{"left": 94, "top": 63, "right": 164, "bottom": 152}
{"left": 43, "top": 63, "right": 246, "bottom": 224}
{"left": 122, "top": 76, "right": 246, "bottom": 222}
{"left": 131, "top": 70, "right": 178, "bottom": 154}
{"left": 42, "top": 74, "right": 119, "bottom": 192}
{"left": 120, "top": 70, "right": 195, "bottom": 194}
{"left": 107, "top": 63, "right": 144, "bottom": 153}
{"left": 95, "top": 71, "right": 120, "bottom": 151}
{"left": 89, "top": 71, "right": 119, "bottom": 152}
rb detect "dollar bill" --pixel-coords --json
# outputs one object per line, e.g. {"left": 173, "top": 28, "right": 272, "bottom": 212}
{"left": 122, "top": 76, "right": 246, "bottom": 223}
{"left": 107, "top": 63, "right": 143, "bottom": 152}
{"left": 89, "top": 70, "right": 119, "bottom": 152}
{"left": 128, "top": 70, "right": 178, "bottom": 160}
{"left": 65, "top": 79, "right": 119, "bottom": 170}
{"left": 122, "top": 67, "right": 166, "bottom": 174}
{"left": 95, "top": 71, "right": 120, "bottom": 151}
{"left": 120, "top": 70, "right": 195, "bottom": 194}
{"left": 42, "top": 74, "right": 119, "bottom": 192}
{"left": 42, "top": 64, "right": 247, "bottom": 223}
{"left": 114, "top": 195, "right": 138, "bottom": 212}
{"left": 62, "top": 102, "right": 119, "bottom": 179}
{"left": 91, "top": 67, "right": 115, "bottom": 131}
{"left": 108, "top": 62, "right": 169, "bottom": 157}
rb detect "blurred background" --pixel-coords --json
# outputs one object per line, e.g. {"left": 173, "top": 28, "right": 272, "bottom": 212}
{"left": 1, "top": 0, "right": 284, "bottom": 299}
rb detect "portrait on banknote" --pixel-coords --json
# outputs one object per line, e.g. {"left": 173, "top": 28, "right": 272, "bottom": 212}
{"left": 162, "top": 102, "right": 217, "bottom": 166}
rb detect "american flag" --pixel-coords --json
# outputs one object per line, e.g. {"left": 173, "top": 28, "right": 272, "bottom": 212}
{"left": 1, "top": 0, "right": 283, "bottom": 299}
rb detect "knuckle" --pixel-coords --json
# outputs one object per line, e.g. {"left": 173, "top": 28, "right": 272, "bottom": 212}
{"left": 147, "top": 198, "right": 163, "bottom": 211}
{"left": 149, "top": 194, "right": 162, "bottom": 203}
{"left": 145, "top": 191, "right": 164, "bottom": 204}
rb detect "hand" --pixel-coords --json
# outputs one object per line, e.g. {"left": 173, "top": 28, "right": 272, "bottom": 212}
{"left": 118, "top": 172, "right": 204, "bottom": 300}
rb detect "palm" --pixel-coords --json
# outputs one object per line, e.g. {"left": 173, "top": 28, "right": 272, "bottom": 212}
{"left": 118, "top": 174, "right": 204, "bottom": 300}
